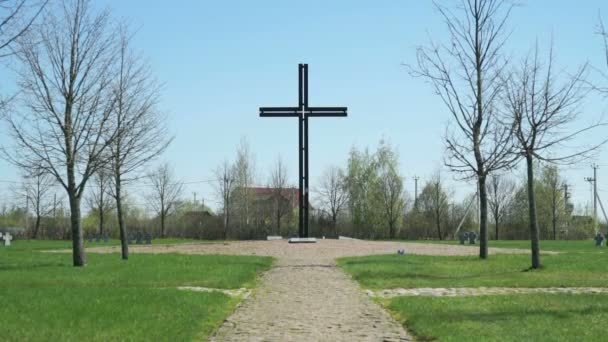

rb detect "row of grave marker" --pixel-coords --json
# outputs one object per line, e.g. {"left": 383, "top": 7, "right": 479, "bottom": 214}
{"left": 85, "top": 232, "right": 154, "bottom": 245}
{"left": 458, "top": 231, "right": 478, "bottom": 245}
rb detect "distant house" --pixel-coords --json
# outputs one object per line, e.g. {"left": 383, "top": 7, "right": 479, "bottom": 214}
{"left": 232, "top": 187, "right": 308, "bottom": 234}
{"left": 248, "top": 187, "right": 300, "bottom": 209}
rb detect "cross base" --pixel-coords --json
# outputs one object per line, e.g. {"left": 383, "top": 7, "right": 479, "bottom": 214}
{"left": 288, "top": 237, "right": 317, "bottom": 244}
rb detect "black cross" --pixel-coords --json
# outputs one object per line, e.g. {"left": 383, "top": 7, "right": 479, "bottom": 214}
{"left": 260, "top": 64, "right": 347, "bottom": 238}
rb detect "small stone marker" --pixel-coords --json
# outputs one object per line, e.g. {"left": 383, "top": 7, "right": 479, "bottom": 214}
{"left": 103, "top": 233, "right": 109, "bottom": 243}
{"left": 594, "top": 233, "right": 604, "bottom": 247}
{"left": 459, "top": 232, "right": 468, "bottom": 245}
{"left": 144, "top": 232, "right": 152, "bottom": 245}
{"left": 468, "top": 231, "right": 477, "bottom": 245}
{"left": 3, "top": 232, "right": 13, "bottom": 246}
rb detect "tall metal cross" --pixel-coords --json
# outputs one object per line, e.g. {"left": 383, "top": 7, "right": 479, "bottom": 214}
{"left": 260, "top": 64, "right": 347, "bottom": 238}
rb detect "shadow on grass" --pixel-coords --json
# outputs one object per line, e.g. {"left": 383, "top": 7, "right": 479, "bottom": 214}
{"left": 0, "top": 261, "right": 67, "bottom": 270}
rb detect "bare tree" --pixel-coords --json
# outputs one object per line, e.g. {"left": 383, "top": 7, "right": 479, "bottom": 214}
{"left": 268, "top": 156, "right": 291, "bottom": 235}
{"left": 14, "top": 171, "right": 55, "bottom": 238}
{"left": 214, "top": 160, "right": 235, "bottom": 239}
{"left": 411, "top": 0, "right": 517, "bottom": 258}
{"left": 486, "top": 174, "right": 515, "bottom": 240}
{"left": 0, "top": 0, "right": 47, "bottom": 57}
{"left": 147, "top": 163, "right": 183, "bottom": 238}
{"left": 318, "top": 165, "right": 348, "bottom": 236}
{"left": 85, "top": 169, "right": 114, "bottom": 236}
{"left": 108, "top": 27, "right": 170, "bottom": 260}
{"left": 504, "top": 43, "right": 606, "bottom": 268}
{"left": 3, "top": 0, "right": 119, "bottom": 266}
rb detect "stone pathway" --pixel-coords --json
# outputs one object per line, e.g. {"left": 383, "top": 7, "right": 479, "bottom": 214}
{"left": 210, "top": 255, "right": 413, "bottom": 342}
{"left": 367, "top": 287, "right": 608, "bottom": 298}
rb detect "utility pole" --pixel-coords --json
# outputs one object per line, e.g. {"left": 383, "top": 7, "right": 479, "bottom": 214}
{"left": 414, "top": 176, "right": 420, "bottom": 209}
{"left": 585, "top": 163, "right": 599, "bottom": 231}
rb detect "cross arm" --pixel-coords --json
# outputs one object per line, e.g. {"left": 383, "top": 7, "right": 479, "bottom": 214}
{"left": 259, "top": 107, "right": 299, "bottom": 117}
{"left": 307, "top": 107, "right": 348, "bottom": 117}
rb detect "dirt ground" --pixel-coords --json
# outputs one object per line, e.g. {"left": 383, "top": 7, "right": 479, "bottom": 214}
{"left": 82, "top": 239, "right": 527, "bottom": 260}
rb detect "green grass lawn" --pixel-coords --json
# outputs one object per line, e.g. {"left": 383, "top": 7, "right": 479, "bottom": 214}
{"left": 8, "top": 237, "right": 209, "bottom": 251}
{"left": 388, "top": 294, "right": 608, "bottom": 342}
{"left": 339, "top": 240, "right": 608, "bottom": 289}
{"left": 0, "top": 240, "right": 273, "bottom": 341}
{"left": 412, "top": 239, "right": 596, "bottom": 253}
{"left": 340, "top": 240, "right": 608, "bottom": 341}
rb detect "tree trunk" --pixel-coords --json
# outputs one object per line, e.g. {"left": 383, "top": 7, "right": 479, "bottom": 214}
{"left": 34, "top": 214, "right": 41, "bottom": 239}
{"left": 436, "top": 218, "right": 443, "bottom": 240}
{"left": 223, "top": 201, "right": 229, "bottom": 240}
{"left": 333, "top": 213, "right": 338, "bottom": 237}
{"left": 99, "top": 207, "right": 104, "bottom": 236}
{"left": 69, "top": 193, "right": 85, "bottom": 266}
{"left": 478, "top": 175, "right": 489, "bottom": 259}
{"left": 495, "top": 213, "right": 499, "bottom": 240}
{"left": 526, "top": 154, "right": 541, "bottom": 269}
{"left": 161, "top": 209, "right": 165, "bottom": 238}
{"left": 115, "top": 171, "right": 128, "bottom": 260}
{"left": 552, "top": 204, "right": 557, "bottom": 240}
{"left": 276, "top": 200, "right": 281, "bottom": 235}
{"left": 98, "top": 188, "right": 104, "bottom": 236}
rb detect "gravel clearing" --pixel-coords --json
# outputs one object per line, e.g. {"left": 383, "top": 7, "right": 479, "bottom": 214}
{"left": 78, "top": 239, "right": 529, "bottom": 258}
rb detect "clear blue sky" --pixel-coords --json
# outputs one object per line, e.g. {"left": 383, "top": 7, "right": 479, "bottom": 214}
{"left": 1, "top": 0, "right": 607, "bottom": 214}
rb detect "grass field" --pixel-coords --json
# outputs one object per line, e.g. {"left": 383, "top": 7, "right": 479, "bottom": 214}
{"left": 0, "top": 240, "right": 273, "bottom": 341}
{"left": 339, "top": 240, "right": 608, "bottom": 341}
{"left": 388, "top": 294, "right": 608, "bottom": 342}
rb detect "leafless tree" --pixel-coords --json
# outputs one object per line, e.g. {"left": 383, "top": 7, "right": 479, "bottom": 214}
{"left": 269, "top": 156, "right": 290, "bottom": 235}
{"left": 108, "top": 27, "right": 170, "bottom": 260}
{"left": 85, "top": 169, "right": 114, "bottom": 236}
{"left": 411, "top": 0, "right": 517, "bottom": 258}
{"left": 318, "top": 165, "right": 348, "bottom": 236}
{"left": 0, "top": 0, "right": 47, "bottom": 57}
{"left": 147, "top": 163, "right": 183, "bottom": 238}
{"left": 214, "top": 160, "right": 235, "bottom": 239}
{"left": 503, "top": 43, "right": 606, "bottom": 268}
{"left": 3, "top": 0, "right": 119, "bottom": 266}
{"left": 14, "top": 171, "right": 55, "bottom": 238}
{"left": 486, "top": 174, "right": 515, "bottom": 240}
